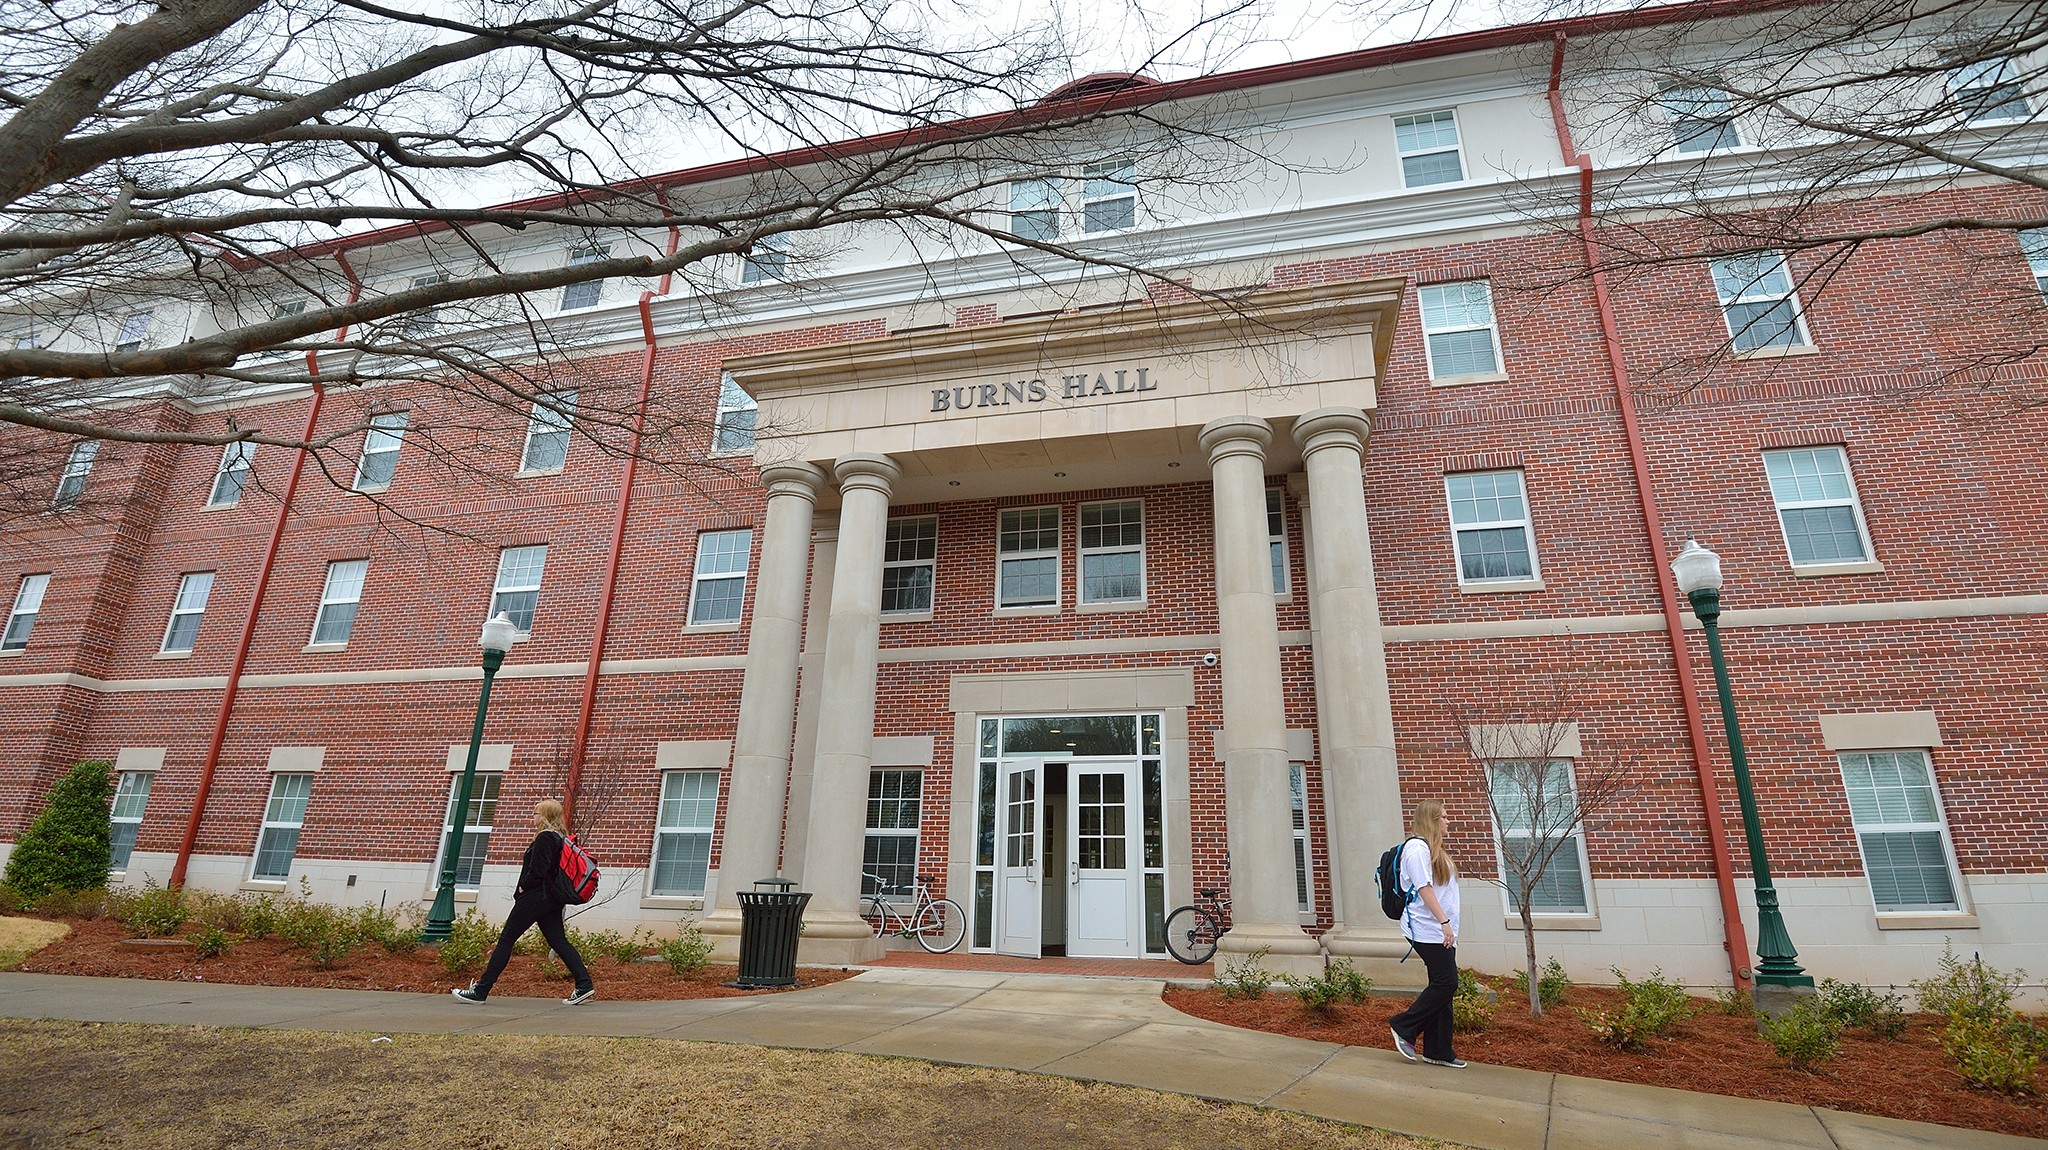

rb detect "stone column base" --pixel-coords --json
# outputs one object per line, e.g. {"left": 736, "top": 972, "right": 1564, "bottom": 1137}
{"left": 1753, "top": 982, "right": 1819, "bottom": 1023}
{"left": 1217, "top": 923, "right": 1324, "bottom": 978}
{"left": 697, "top": 909, "right": 744, "bottom": 963}
{"left": 795, "top": 913, "right": 887, "bottom": 965}
{"left": 1321, "top": 927, "right": 1412, "bottom": 960}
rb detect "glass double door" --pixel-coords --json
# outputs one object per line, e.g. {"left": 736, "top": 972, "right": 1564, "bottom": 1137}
{"left": 996, "top": 757, "right": 1144, "bottom": 958}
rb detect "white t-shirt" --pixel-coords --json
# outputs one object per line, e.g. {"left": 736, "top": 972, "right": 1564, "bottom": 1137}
{"left": 1398, "top": 838, "right": 1460, "bottom": 945}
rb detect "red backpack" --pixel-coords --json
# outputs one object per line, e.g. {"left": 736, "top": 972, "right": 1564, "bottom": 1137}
{"left": 551, "top": 833, "right": 600, "bottom": 905}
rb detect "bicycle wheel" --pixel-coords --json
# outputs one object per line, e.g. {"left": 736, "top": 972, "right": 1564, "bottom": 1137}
{"left": 913, "top": 898, "right": 967, "bottom": 953}
{"left": 1163, "top": 905, "right": 1217, "bottom": 964}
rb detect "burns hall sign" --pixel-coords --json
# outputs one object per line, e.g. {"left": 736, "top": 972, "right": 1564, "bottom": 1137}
{"left": 931, "top": 365, "right": 1160, "bottom": 414}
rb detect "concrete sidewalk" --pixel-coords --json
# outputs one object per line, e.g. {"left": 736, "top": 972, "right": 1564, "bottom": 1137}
{"left": 0, "top": 968, "right": 2034, "bottom": 1150}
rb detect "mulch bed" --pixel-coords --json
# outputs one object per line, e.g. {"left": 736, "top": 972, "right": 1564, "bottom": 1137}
{"left": 1165, "top": 981, "right": 2048, "bottom": 1139}
{"left": 15, "top": 916, "right": 854, "bottom": 1000}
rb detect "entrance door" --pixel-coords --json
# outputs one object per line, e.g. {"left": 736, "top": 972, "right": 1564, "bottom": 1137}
{"left": 996, "top": 760, "right": 1043, "bottom": 957}
{"left": 1067, "top": 759, "right": 1142, "bottom": 958}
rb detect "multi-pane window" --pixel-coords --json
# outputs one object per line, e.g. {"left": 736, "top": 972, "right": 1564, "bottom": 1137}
{"left": 491, "top": 545, "right": 547, "bottom": 634}
{"left": 113, "top": 311, "right": 150, "bottom": 353}
{"left": 1488, "top": 759, "right": 1592, "bottom": 913}
{"left": 1419, "top": 282, "right": 1502, "bottom": 378}
{"left": 741, "top": 236, "right": 788, "bottom": 284}
{"left": 1661, "top": 86, "right": 1740, "bottom": 152}
{"left": 560, "top": 246, "right": 608, "bottom": 310}
{"left": 713, "top": 372, "right": 757, "bottom": 454}
{"left": 650, "top": 769, "right": 718, "bottom": 896}
{"left": 3, "top": 573, "right": 49, "bottom": 651}
{"left": 1710, "top": 252, "right": 1810, "bottom": 351}
{"left": 997, "top": 506, "right": 1060, "bottom": 608}
{"left": 882, "top": 516, "right": 938, "bottom": 615}
{"left": 310, "top": 559, "right": 367, "bottom": 645}
{"left": 437, "top": 773, "right": 502, "bottom": 890}
{"left": 399, "top": 272, "right": 449, "bottom": 331}
{"left": 520, "top": 391, "right": 577, "bottom": 472}
{"left": 1009, "top": 177, "right": 1060, "bottom": 242}
{"left": 1288, "top": 763, "right": 1313, "bottom": 915}
{"left": 1446, "top": 470, "right": 1537, "bottom": 584}
{"left": 1267, "top": 489, "right": 1290, "bottom": 595}
{"left": 1078, "top": 499, "right": 1144, "bottom": 604}
{"left": 688, "top": 529, "right": 752, "bottom": 625}
{"left": 1082, "top": 158, "right": 1136, "bottom": 233}
{"left": 109, "top": 771, "right": 153, "bottom": 871}
{"left": 1394, "top": 110, "right": 1464, "bottom": 187}
{"left": 53, "top": 440, "right": 97, "bottom": 510}
{"left": 208, "top": 441, "right": 255, "bottom": 507}
{"left": 2020, "top": 229, "right": 2048, "bottom": 297}
{"left": 863, "top": 769, "right": 923, "bottom": 896}
{"left": 161, "top": 572, "right": 215, "bottom": 653}
{"left": 251, "top": 773, "right": 313, "bottom": 881}
{"left": 1950, "top": 57, "right": 2030, "bottom": 122}
{"left": 1762, "top": 446, "right": 1873, "bottom": 566}
{"left": 1838, "top": 750, "right": 1963, "bottom": 912}
{"left": 352, "top": 412, "right": 408, "bottom": 490}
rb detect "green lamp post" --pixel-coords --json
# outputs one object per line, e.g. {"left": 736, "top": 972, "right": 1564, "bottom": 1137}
{"left": 422, "top": 612, "right": 520, "bottom": 944}
{"left": 1671, "top": 539, "right": 1812, "bottom": 989}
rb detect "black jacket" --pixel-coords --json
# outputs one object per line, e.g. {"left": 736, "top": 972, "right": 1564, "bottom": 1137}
{"left": 514, "top": 830, "right": 562, "bottom": 900}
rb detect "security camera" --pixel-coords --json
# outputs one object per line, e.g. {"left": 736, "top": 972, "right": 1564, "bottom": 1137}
{"left": 1199, "top": 652, "right": 1219, "bottom": 667}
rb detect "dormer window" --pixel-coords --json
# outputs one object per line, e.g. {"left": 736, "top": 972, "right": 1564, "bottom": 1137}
{"left": 1660, "top": 86, "right": 1741, "bottom": 152}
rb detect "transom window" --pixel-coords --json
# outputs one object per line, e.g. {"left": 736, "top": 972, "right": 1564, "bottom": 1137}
{"left": 1488, "top": 759, "right": 1592, "bottom": 914}
{"left": 713, "top": 372, "right": 757, "bottom": 454}
{"left": 520, "top": 391, "right": 577, "bottom": 473}
{"left": 311, "top": 559, "right": 367, "bottom": 645}
{"left": 1950, "top": 57, "right": 2030, "bottom": 123}
{"left": 3, "top": 573, "right": 49, "bottom": 651}
{"left": 208, "top": 442, "right": 255, "bottom": 507}
{"left": 161, "top": 572, "right": 215, "bottom": 653}
{"left": 863, "top": 769, "right": 923, "bottom": 896}
{"left": 882, "top": 516, "right": 938, "bottom": 615}
{"left": 688, "top": 529, "right": 753, "bottom": 625}
{"left": 1837, "top": 750, "right": 1963, "bottom": 912}
{"left": 997, "top": 507, "right": 1060, "bottom": 608}
{"left": 1081, "top": 159, "right": 1136, "bottom": 233}
{"left": 1393, "top": 110, "right": 1464, "bottom": 187}
{"left": 1078, "top": 499, "right": 1144, "bottom": 604}
{"left": 109, "top": 771, "right": 153, "bottom": 871}
{"left": 1445, "top": 470, "right": 1537, "bottom": 585}
{"left": 1661, "top": 85, "right": 1740, "bottom": 152}
{"left": 437, "top": 773, "right": 502, "bottom": 891}
{"left": 1710, "top": 252, "right": 1810, "bottom": 351}
{"left": 1418, "top": 281, "right": 1502, "bottom": 378}
{"left": 1266, "top": 488, "right": 1290, "bottom": 595}
{"left": 54, "top": 440, "right": 97, "bottom": 510}
{"left": 1762, "top": 446, "right": 1873, "bottom": 566}
{"left": 251, "top": 773, "right": 313, "bottom": 881}
{"left": 650, "top": 769, "right": 719, "bottom": 896}
{"left": 352, "top": 413, "right": 408, "bottom": 491}
{"left": 560, "top": 245, "right": 609, "bottom": 310}
{"left": 491, "top": 545, "right": 547, "bottom": 634}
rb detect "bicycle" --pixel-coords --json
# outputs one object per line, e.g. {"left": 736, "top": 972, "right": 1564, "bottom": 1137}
{"left": 859, "top": 872, "right": 967, "bottom": 954}
{"left": 1163, "top": 886, "right": 1231, "bottom": 964}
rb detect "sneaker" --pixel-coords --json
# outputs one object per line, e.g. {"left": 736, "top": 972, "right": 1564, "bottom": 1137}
{"left": 564, "top": 986, "right": 597, "bottom": 1006}
{"left": 451, "top": 987, "right": 486, "bottom": 1004}
{"left": 1422, "top": 1055, "right": 1469, "bottom": 1069}
{"left": 1389, "top": 1027, "right": 1418, "bottom": 1062}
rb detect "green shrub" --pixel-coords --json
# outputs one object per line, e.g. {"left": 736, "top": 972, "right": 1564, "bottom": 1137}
{"left": 237, "top": 893, "right": 284, "bottom": 940}
{"left": 2, "top": 761, "right": 114, "bottom": 900}
{"left": 1324, "top": 958, "right": 1372, "bottom": 1005}
{"left": 1452, "top": 967, "right": 1494, "bottom": 1032}
{"left": 1817, "top": 978, "right": 1907, "bottom": 1040}
{"left": 1578, "top": 967, "right": 1698, "bottom": 1052}
{"left": 1914, "top": 944, "right": 2025, "bottom": 1024}
{"left": 119, "top": 880, "right": 187, "bottom": 938}
{"left": 1213, "top": 947, "right": 1274, "bottom": 1000}
{"left": 279, "top": 903, "right": 365, "bottom": 969}
{"left": 1761, "top": 996, "right": 1844, "bottom": 1071}
{"left": 0, "top": 884, "right": 24, "bottom": 915}
{"left": 1943, "top": 1012, "right": 2045, "bottom": 1096}
{"left": 371, "top": 907, "right": 422, "bottom": 955}
{"left": 658, "top": 924, "right": 713, "bottom": 977}
{"left": 436, "top": 909, "right": 496, "bottom": 975}
{"left": 29, "top": 886, "right": 118, "bottom": 920}
{"left": 191, "top": 926, "right": 237, "bottom": 960}
{"left": 513, "top": 929, "right": 550, "bottom": 957}
{"left": 1512, "top": 957, "right": 1571, "bottom": 1009}
{"left": 567, "top": 926, "right": 644, "bottom": 964}
{"left": 1713, "top": 986, "right": 1754, "bottom": 1017}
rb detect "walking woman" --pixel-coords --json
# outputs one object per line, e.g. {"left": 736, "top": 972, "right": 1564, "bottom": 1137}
{"left": 1388, "top": 799, "right": 1465, "bottom": 1068}
{"left": 453, "top": 799, "right": 596, "bottom": 1005}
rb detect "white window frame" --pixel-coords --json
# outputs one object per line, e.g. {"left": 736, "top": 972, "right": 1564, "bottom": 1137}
{"left": 3, "top": 573, "right": 49, "bottom": 651}
{"left": 1837, "top": 749, "right": 1966, "bottom": 913}
{"left": 1487, "top": 758, "right": 1595, "bottom": 916}
{"left": 687, "top": 529, "right": 753, "bottom": 626}
{"left": 649, "top": 769, "right": 719, "bottom": 897}
{"left": 1081, "top": 157, "right": 1137, "bottom": 234}
{"left": 519, "top": 391, "right": 577, "bottom": 473}
{"left": 398, "top": 272, "right": 450, "bottom": 332}
{"left": 2021, "top": 229, "right": 2048, "bottom": 297}
{"left": 1078, "top": 498, "right": 1145, "bottom": 605}
{"left": 1660, "top": 85, "right": 1741, "bottom": 152}
{"left": 53, "top": 440, "right": 97, "bottom": 509}
{"left": 560, "top": 245, "right": 609, "bottom": 310}
{"left": 1710, "top": 252, "right": 1811, "bottom": 352}
{"left": 1266, "top": 488, "right": 1290, "bottom": 596}
{"left": 1008, "top": 177, "right": 1061, "bottom": 242}
{"left": 1761, "top": 446, "right": 1875, "bottom": 568}
{"left": 1445, "top": 470, "right": 1539, "bottom": 587}
{"left": 490, "top": 545, "right": 547, "bottom": 635}
{"left": 113, "top": 311, "right": 150, "bottom": 353}
{"left": 1393, "top": 109, "right": 1465, "bottom": 187}
{"left": 1288, "top": 762, "right": 1315, "bottom": 919}
{"left": 996, "top": 506, "right": 1061, "bottom": 609}
{"left": 1950, "top": 57, "right": 2031, "bottom": 123}
{"left": 250, "top": 773, "right": 313, "bottom": 881}
{"left": 208, "top": 441, "right": 255, "bottom": 507}
{"left": 352, "top": 412, "right": 408, "bottom": 491}
{"left": 881, "top": 515, "right": 938, "bottom": 616}
{"left": 712, "top": 372, "right": 757, "bottom": 455}
{"left": 160, "top": 572, "right": 215, "bottom": 653}
{"left": 1418, "top": 281, "right": 1503, "bottom": 379}
{"left": 109, "top": 771, "right": 154, "bottom": 872}
{"left": 435, "top": 772, "right": 502, "bottom": 892}
{"left": 309, "top": 559, "right": 367, "bottom": 646}
{"left": 740, "top": 236, "right": 788, "bottom": 284}
{"left": 863, "top": 768, "right": 924, "bottom": 896}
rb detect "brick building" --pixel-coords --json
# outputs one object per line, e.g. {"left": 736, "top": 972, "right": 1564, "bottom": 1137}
{"left": 4, "top": 1, "right": 2045, "bottom": 996}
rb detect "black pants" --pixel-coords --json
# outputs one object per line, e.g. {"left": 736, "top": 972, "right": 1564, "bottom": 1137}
{"left": 1388, "top": 940, "right": 1458, "bottom": 1061}
{"left": 473, "top": 891, "right": 592, "bottom": 995}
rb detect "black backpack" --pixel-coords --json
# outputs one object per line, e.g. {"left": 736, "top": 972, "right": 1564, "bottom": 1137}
{"left": 1377, "top": 836, "right": 1421, "bottom": 919}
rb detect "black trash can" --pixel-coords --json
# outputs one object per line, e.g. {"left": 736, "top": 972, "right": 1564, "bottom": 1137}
{"left": 729, "top": 877, "right": 811, "bottom": 989}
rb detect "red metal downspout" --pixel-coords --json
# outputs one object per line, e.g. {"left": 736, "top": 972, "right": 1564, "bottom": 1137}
{"left": 561, "top": 201, "right": 682, "bottom": 826}
{"left": 1548, "top": 34, "right": 1753, "bottom": 992}
{"left": 170, "top": 254, "right": 359, "bottom": 887}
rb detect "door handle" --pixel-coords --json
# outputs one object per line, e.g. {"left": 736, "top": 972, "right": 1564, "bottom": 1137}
{"left": 1069, "top": 860, "right": 1079, "bottom": 885}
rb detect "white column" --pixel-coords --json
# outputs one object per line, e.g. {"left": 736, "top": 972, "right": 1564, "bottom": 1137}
{"left": 1199, "top": 416, "right": 1322, "bottom": 974}
{"left": 780, "top": 514, "right": 836, "bottom": 883}
{"left": 1292, "top": 409, "right": 1409, "bottom": 963}
{"left": 699, "top": 462, "right": 823, "bottom": 957}
{"left": 795, "top": 453, "right": 897, "bottom": 963}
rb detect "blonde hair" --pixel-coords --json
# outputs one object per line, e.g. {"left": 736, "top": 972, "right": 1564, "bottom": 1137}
{"left": 1410, "top": 800, "right": 1454, "bottom": 886}
{"left": 534, "top": 799, "right": 568, "bottom": 834}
